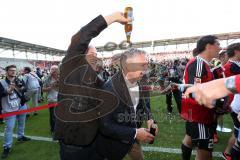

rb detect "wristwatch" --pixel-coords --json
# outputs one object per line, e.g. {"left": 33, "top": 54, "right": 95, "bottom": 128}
{"left": 224, "top": 76, "right": 238, "bottom": 94}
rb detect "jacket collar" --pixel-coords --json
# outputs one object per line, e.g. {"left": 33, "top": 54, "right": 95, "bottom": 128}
{"left": 112, "top": 72, "right": 145, "bottom": 107}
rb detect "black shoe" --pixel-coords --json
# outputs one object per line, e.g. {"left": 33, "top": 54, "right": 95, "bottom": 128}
{"left": 17, "top": 136, "right": 31, "bottom": 142}
{"left": 33, "top": 112, "right": 38, "bottom": 116}
{"left": 1, "top": 147, "right": 10, "bottom": 159}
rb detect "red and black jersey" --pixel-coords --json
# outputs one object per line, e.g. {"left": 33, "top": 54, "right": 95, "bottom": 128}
{"left": 224, "top": 60, "right": 240, "bottom": 77}
{"left": 224, "top": 60, "right": 240, "bottom": 104}
{"left": 211, "top": 66, "right": 225, "bottom": 79}
{"left": 181, "top": 56, "right": 215, "bottom": 125}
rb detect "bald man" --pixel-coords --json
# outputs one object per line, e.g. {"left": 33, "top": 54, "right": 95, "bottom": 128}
{"left": 54, "top": 12, "right": 132, "bottom": 160}
{"left": 43, "top": 65, "right": 59, "bottom": 134}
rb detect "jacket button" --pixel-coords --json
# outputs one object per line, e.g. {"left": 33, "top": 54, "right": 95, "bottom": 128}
{"left": 97, "top": 112, "right": 101, "bottom": 116}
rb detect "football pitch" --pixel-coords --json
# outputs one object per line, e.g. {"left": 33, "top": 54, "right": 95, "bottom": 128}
{"left": 0, "top": 95, "right": 233, "bottom": 160}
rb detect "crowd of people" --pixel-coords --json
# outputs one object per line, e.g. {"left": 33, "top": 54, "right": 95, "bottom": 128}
{"left": 1, "top": 11, "right": 240, "bottom": 160}
{"left": 0, "top": 65, "right": 60, "bottom": 159}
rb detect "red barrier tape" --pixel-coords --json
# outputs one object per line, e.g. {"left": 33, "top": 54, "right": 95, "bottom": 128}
{"left": 0, "top": 103, "right": 58, "bottom": 118}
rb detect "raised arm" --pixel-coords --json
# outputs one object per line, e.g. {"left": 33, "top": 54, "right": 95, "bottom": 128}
{"left": 67, "top": 12, "right": 131, "bottom": 57}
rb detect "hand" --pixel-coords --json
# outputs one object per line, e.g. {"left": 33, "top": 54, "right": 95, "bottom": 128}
{"left": 136, "top": 128, "right": 155, "bottom": 143}
{"left": 185, "top": 78, "right": 231, "bottom": 109}
{"left": 171, "top": 83, "right": 192, "bottom": 92}
{"left": 7, "top": 84, "right": 15, "bottom": 94}
{"left": 147, "top": 119, "right": 159, "bottom": 135}
{"left": 104, "top": 12, "right": 132, "bottom": 26}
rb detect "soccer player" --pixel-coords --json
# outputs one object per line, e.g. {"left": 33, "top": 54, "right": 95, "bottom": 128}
{"left": 222, "top": 43, "right": 240, "bottom": 159}
{"left": 181, "top": 35, "right": 221, "bottom": 160}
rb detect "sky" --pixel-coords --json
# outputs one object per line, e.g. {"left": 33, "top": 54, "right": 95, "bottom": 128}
{"left": 0, "top": 0, "right": 240, "bottom": 56}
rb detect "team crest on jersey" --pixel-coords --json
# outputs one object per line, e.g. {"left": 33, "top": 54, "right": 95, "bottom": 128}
{"left": 194, "top": 77, "right": 201, "bottom": 84}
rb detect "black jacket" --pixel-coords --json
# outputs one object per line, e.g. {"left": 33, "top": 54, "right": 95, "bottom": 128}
{"left": 54, "top": 15, "right": 118, "bottom": 146}
{"left": 96, "top": 72, "right": 152, "bottom": 160}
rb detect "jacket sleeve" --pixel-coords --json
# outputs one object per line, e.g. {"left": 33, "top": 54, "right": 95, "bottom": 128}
{"left": 99, "top": 82, "right": 136, "bottom": 144}
{"left": 0, "top": 82, "right": 8, "bottom": 98}
{"left": 67, "top": 15, "right": 108, "bottom": 57}
{"left": 143, "top": 101, "right": 153, "bottom": 121}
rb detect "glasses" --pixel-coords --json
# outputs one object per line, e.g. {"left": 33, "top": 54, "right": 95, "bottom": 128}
{"left": 8, "top": 70, "right": 16, "bottom": 72}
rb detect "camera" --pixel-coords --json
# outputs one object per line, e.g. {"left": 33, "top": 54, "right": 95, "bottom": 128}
{"left": 14, "top": 78, "right": 24, "bottom": 88}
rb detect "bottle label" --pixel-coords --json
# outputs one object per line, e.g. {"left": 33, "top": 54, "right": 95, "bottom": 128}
{"left": 127, "top": 11, "right": 133, "bottom": 24}
{"left": 126, "top": 31, "right": 132, "bottom": 36}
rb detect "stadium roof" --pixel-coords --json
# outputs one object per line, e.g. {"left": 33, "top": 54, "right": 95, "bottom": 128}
{"left": 0, "top": 37, "right": 66, "bottom": 56}
{"left": 96, "top": 31, "right": 240, "bottom": 52}
{"left": 1, "top": 31, "right": 240, "bottom": 55}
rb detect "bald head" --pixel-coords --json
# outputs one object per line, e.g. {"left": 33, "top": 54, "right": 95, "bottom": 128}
{"left": 86, "top": 45, "right": 99, "bottom": 71}
{"left": 50, "top": 65, "right": 59, "bottom": 75}
{"left": 86, "top": 45, "right": 97, "bottom": 56}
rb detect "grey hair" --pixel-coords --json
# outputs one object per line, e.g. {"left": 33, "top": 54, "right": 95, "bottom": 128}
{"left": 120, "top": 48, "right": 147, "bottom": 69}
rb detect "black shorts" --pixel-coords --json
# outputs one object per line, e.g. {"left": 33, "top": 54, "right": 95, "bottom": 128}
{"left": 186, "top": 121, "right": 214, "bottom": 151}
{"left": 231, "top": 112, "right": 240, "bottom": 139}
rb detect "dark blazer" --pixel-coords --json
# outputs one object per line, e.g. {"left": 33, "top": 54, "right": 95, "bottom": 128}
{"left": 54, "top": 15, "right": 118, "bottom": 146}
{"left": 96, "top": 72, "right": 152, "bottom": 160}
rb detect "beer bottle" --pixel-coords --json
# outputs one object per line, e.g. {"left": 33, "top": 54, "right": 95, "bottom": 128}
{"left": 149, "top": 123, "right": 157, "bottom": 144}
{"left": 124, "top": 7, "right": 133, "bottom": 43}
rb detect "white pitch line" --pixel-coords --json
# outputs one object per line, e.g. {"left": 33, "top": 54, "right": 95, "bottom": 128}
{"left": 142, "top": 146, "right": 222, "bottom": 158}
{"left": 0, "top": 133, "right": 54, "bottom": 142}
{"left": 0, "top": 133, "right": 222, "bottom": 158}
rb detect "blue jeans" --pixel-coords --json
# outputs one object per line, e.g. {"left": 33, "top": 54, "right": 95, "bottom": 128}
{"left": 3, "top": 105, "right": 27, "bottom": 148}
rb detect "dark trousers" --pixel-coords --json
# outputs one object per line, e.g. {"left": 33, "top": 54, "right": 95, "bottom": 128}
{"left": 59, "top": 141, "right": 103, "bottom": 160}
{"left": 166, "top": 90, "right": 182, "bottom": 113}
{"left": 145, "top": 98, "right": 150, "bottom": 110}
{"left": 49, "top": 104, "right": 56, "bottom": 133}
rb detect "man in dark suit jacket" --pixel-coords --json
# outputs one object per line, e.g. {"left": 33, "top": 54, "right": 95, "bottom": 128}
{"left": 96, "top": 48, "right": 158, "bottom": 160}
{"left": 54, "top": 12, "right": 131, "bottom": 160}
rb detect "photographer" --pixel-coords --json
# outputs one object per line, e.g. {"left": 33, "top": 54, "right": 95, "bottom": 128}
{"left": 0, "top": 65, "right": 31, "bottom": 159}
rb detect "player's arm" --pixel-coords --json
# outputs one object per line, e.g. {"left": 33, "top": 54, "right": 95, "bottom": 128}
{"left": 185, "top": 75, "right": 240, "bottom": 108}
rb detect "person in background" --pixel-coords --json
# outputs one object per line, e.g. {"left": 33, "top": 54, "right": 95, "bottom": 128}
{"left": 210, "top": 57, "right": 228, "bottom": 144}
{"left": 36, "top": 67, "right": 44, "bottom": 103}
{"left": 166, "top": 59, "right": 182, "bottom": 114}
{"left": 23, "top": 67, "right": 41, "bottom": 116}
{"left": 43, "top": 65, "right": 59, "bottom": 135}
{"left": 220, "top": 43, "right": 240, "bottom": 159}
{"left": 0, "top": 65, "right": 31, "bottom": 159}
{"left": 219, "top": 50, "right": 229, "bottom": 65}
